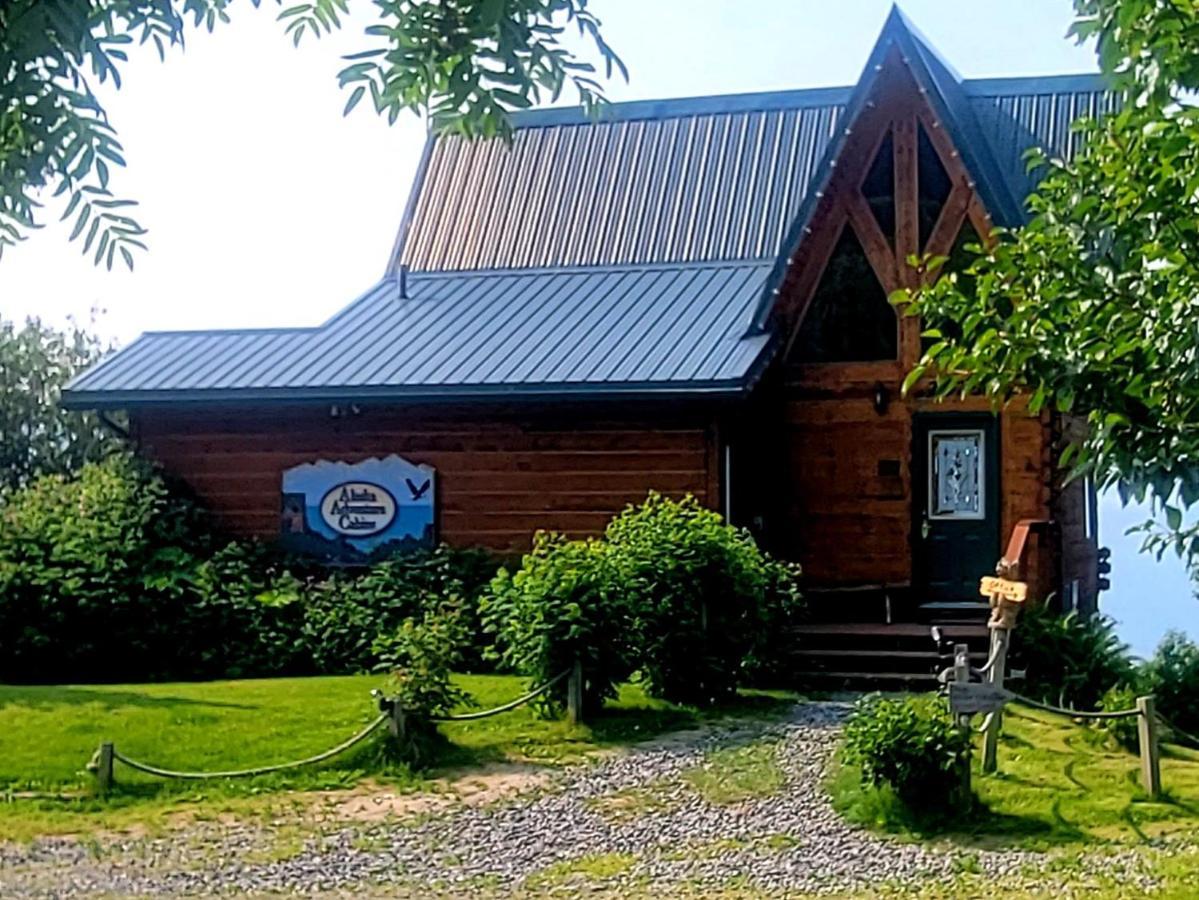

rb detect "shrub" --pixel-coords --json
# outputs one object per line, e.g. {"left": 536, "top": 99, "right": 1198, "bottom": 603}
{"left": 373, "top": 608, "right": 473, "bottom": 766}
{"left": 1097, "top": 684, "right": 1143, "bottom": 752}
{"left": 188, "top": 541, "right": 311, "bottom": 678}
{"left": 301, "top": 545, "right": 496, "bottom": 675}
{"left": 0, "top": 455, "right": 213, "bottom": 682}
{"left": 1143, "top": 631, "right": 1199, "bottom": 738}
{"left": 605, "top": 493, "right": 803, "bottom": 705}
{"left": 483, "top": 532, "right": 631, "bottom": 713}
{"left": 1012, "top": 604, "right": 1136, "bottom": 710}
{"left": 841, "top": 693, "right": 972, "bottom": 811}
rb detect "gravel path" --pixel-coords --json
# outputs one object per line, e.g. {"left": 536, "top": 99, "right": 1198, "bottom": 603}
{"left": 0, "top": 703, "right": 1169, "bottom": 897}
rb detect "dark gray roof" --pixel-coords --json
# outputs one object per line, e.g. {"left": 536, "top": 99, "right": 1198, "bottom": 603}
{"left": 63, "top": 263, "right": 774, "bottom": 409}
{"left": 66, "top": 10, "right": 1117, "bottom": 410}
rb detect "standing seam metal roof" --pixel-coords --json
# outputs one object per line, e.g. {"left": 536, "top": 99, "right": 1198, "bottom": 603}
{"left": 64, "top": 10, "right": 1119, "bottom": 409}
{"left": 64, "top": 262, "right": 775, "bottom": 408}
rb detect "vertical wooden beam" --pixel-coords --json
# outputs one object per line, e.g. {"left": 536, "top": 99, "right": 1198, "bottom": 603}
{"left": 953, "top": 644, "right": 973, "bottom": 796}
{"left": 1137, "top": 696, "right": 1162, "bottom": 800}
{"left": 567, "top": 659, "right": 584, "bottom": 726}
{"left": 893, "top": 115, "right": 919, "bottom": 285}
{"left": 892, "top": 115, "right": 921, "bottom": 370}
{"left": 982, "top": 626, "right": 1010, "bottom": 774}
{"left": 95, "top": 742, "right": 114, "bottom": 795}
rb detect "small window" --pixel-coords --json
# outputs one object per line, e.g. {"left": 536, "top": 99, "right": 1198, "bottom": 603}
{"left": 928, "top": 429, "right": 985, "bottom": 520}
{"left": 861, "top": 131, "right": 895, "bottom": 244}
{"left": 917, "top": 124, "right": 952, "bottom": 249}
{"left": 792, "top": 224, "right": 898, "bottom": 363}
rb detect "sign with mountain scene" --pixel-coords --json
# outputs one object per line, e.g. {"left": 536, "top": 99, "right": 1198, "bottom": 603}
{"left": 280, "top": 455, "right": 435, "bottom": 562}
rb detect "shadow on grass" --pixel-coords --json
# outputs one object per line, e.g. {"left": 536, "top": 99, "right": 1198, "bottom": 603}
{"left": 0, "top": 686, "right": 257, "bottom": 712}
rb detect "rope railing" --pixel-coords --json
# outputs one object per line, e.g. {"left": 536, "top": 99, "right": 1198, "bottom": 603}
{"left": 1004, "top": 691, "right": 1138, "bottom": 721}
{"left": 433, "top": 669, "right": 570, "bottom": 722}
{"left": 100, "top": 714, "right": 388, "bottom": 781}
{"left": 87, "top": 663, "right": 583, "bottom": 793}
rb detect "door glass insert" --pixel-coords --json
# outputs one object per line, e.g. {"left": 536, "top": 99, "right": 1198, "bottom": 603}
{"left": 929, "top": 429, "right": 985, "bottom": 520}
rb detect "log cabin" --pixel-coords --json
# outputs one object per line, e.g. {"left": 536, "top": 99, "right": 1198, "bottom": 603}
{"left": 64, "top": 9, "right": 1114, "bottom": 681}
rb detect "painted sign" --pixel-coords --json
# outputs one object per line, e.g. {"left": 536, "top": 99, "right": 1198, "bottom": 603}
{"left": 979, "top": 576, "right": 1028, "bottom": 603}
{"left": 949, "top": 682, "right": 1012, "bottom": 715}
{"left": 281, "top": 455, "right": 435, "bottom": 562}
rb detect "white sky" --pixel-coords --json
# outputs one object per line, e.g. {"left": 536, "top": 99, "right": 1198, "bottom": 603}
{"left": 1, "top": 0, "right": 1190, "bottom": 652}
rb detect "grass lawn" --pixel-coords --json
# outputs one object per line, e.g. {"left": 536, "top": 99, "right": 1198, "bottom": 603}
{"left": 0, "top": 673, "right": 793, "bottom": 841}
{"left": 832, "top": 702, "right": 1199, "bottom": 849}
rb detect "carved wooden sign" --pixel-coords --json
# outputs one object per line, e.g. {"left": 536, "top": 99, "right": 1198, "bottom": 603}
{"left": 979, "top": 576, "right": 1028, "bottom": 603}
{"left": 949, "top": 682, "right": 1013, "bottom": 715}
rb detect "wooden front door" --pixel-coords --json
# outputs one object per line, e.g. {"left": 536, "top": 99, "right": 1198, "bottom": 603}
{"left": 913, "top": 413, "right": 1001, "bottom": 606}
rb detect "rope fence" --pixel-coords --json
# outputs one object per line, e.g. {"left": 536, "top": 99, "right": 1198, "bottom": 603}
{"left": 87, "top": 664, "right": 581, "bottom": 793}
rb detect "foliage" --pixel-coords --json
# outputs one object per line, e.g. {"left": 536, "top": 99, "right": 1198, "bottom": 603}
{"left": 0, "top": 0, "right": 620, "bottom": 265}
{"left": 0, "top": 452, "right": 500, "bottom": 681}
{"left": 1011, "top": 604, "right": 1136, "bottom": 710}
{"left": 189, "top": 541, "right": 311, "bottom": 678}
{"left": 605, "top": 492, "right": 803, "bottom": 705}
{"left": 1097, "top": 684, "right": 1142, "bottom": 752}
{"left": 841, "top": 693, "right": 972, "bottom": 811}
{"left": 1143, "top": 630, "right": 1199, "bottom": 739}
{"left": 483, "top": 531, "right": 631, "bottom": 713}
{"left": 293, "top": 0, "right": 625, "bottom": 138}
{"left": 0, "top": 315, "right": 115, "bottom": 494}
{"left": 373, "top": 607, "right": 473, "bottom": 766}
{"left": 895, "top": 0, "right": 1199, "bottom": 563}
{"left": 302, "top": 545, "right": 494, "bottom": 675}
{"left": 0, "top": 454, "right": 214, "bottom": 682}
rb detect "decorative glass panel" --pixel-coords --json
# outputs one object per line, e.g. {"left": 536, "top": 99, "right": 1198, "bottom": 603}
{"left": 917, "top": 123, "right": 952, "bottom": 249}
{"left": 929, "top": 430, "right": 984, "bottom": 520}
{"left": 861, "top": 131, "right": 896, "bottom": 244}
{"left": 791, "top": 224, "right": 898, "bottom": 363}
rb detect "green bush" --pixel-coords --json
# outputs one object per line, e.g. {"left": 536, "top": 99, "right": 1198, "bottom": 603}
{"left": 606, "top": 493, "right": 803, "bottom": 705}
{"left": 373, "top": 608, "right": 473, "bottom": 766}
{"left": 483, "top": 531, "right": 632, "bottom": 713}
{"left": 0, "top": 455, "right": 213, "bottom": 682}
{"left": 188, "top": 541, "right": 311, "bottom": 678}
{"left": 1144, "top": 631, "right": 1199, "bottom": 739}
{"left": 301, "top": 546, "right": 496, "bottom": 675}
{"left": 1097, "top": 684, "right": 1143, "bottom": 752}
{"left": 841, "top": 693, "right": 972, "bottom": 811}
{"left": 1012, "top": 604, "right": 1136, "bottom": 710}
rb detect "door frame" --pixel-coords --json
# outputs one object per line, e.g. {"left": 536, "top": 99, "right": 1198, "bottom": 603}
{"left": 911, "top": 411, "right": 1002, "bottom": 607}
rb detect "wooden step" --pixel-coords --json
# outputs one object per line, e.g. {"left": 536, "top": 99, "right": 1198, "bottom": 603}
{"left": 793, "top": 670, "right": 940, "bottom": 687}
{"left": 793, "top": 648, "right": 986, "bottom": 661}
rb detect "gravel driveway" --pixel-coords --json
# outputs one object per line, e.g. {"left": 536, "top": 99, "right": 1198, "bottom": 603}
{"left": 0, "top": 702, "right": 1161, "bottom": 898}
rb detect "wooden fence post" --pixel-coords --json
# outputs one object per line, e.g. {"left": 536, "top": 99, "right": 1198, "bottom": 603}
{"left": 953, "top": 644, "right": 973, "bottom": 796}
{"left": 1137, "top": 695, "right": 1162, "bottom": 800}
{"left": 96, "top": 742, "right": 114, "bottom": 795}
{"left": 982, "top": 626, "right": 1010, "bottom": 774}
{"left": 567, "top": 659, "right": 584, "bottom": 726}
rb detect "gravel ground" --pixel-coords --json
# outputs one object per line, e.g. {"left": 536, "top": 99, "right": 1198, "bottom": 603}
{"left": 0, "top": 702, "right": 1178, "bottom": 898}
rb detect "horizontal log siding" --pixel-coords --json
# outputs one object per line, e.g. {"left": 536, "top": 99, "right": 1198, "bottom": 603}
{"left": 781, "top": 390, "right": 1054, "bottom": 594}
{"left": 133, "top": 407, "right": 719, "bottom": 552}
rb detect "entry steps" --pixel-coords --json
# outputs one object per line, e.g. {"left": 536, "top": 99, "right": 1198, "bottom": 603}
{"left": 787, "top": 622, "right": 991, "bottom": 690}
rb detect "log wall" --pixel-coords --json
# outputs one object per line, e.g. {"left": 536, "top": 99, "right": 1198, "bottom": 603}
{"left": 132, "top": 405, "right": 720, "bottom": 553}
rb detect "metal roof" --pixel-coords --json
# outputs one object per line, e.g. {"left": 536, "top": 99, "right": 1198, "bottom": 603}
{"left": 63, "top": 262, "right": 775, "bottom": 409}
{"left": 393, "top": 13, "right": 1114, "bottom": 275}
{"left": 67, "top": 9, "right": 1120, "bottom": 410}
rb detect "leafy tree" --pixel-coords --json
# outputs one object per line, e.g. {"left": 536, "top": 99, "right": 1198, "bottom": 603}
{"left": 1, "top": 0, "right": 622, "bottom": 267}
{"left": 0, "top": 315, "right": 116, "bottom": 494}
{"left": 897, "top": 0, "right": 1199, "bottom": 564}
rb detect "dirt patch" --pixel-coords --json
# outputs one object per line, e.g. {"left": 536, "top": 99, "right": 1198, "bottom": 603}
{"left": 323, "top": 763, "right": 554, "bottom": 823}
